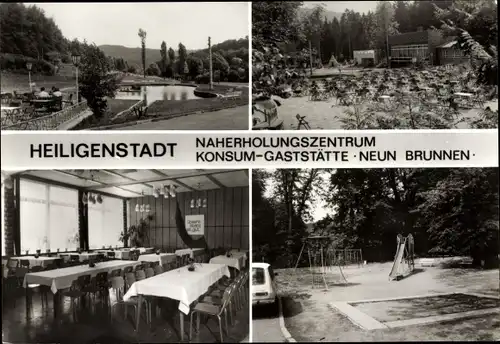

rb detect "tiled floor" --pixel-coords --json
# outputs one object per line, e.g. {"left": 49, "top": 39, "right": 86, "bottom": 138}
{"left": 2, "top": 285, "right": 249, "bottom": 343}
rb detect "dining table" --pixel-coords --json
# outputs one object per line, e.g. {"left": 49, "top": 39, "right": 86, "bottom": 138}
{"left": 209, "top": 254, "right": 246, "bottom": 271}
{"left": 96, "top": 249, "right": 130, "bottom": 260}
{"left": 57, "top": 252, "right": 100, "bottom": 262}
{"left": 23, "top": 260, "right": 140, "bottom": 320}
{"left": 123, "top": 263, "right": 230, "bottom": 341}
{"left": 138, "top": 252, "right": 176, "bottom": 265}
{"left": 11, "top": 256, "right": 61, "bottom": 268}
{"left": 174, "top": 248, "right": 205, "bottom": 259}
{"left": 130, "top": 247, "right": 155, "bottom": 254}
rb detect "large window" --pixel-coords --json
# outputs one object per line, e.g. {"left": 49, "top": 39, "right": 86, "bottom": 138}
{"left": 391, "top": 44, "right": 428, "bottom": 60}
{"left": 20, "top": 179, "right": 79, "bottom": 254}
{"left": 88, "top": 195, "right": 124, "bottom": 249}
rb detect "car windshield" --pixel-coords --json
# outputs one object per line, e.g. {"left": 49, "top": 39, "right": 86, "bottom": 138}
{"left": 252, "top": 267, "right": 266, "bottom": 285}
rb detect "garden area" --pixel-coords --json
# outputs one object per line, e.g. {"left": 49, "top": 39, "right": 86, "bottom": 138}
{"left": 252, "top": 1, "right": 498, "bottom": 130}
{"left": 268, "top": 65, "right": 498, "bottom": 129}
{"left": 252, "top": 167, "right": 499, "bottom": 341}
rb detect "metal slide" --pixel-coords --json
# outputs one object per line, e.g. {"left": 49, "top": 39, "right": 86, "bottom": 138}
{"left": 389, "top": 237, "right": 406, "bottom": 280}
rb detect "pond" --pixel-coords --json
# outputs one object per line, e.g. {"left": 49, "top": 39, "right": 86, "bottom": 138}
{"left": 115, "top": 85, "right": 201, "bottom": 105}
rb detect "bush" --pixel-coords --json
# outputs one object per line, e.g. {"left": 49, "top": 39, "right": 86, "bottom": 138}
{"left": 227, "top": 69, "right": 240, "bottom": 82}
{"left": 0, "top": 53, "right": 56, "bottom": 75}
{"left": 195, "top": 72, "right": 211, "bottom": 84}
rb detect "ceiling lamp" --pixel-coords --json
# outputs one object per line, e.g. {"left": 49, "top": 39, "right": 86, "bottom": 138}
{"left": 96, "top": 194, "right": 103, "bottom": 204}
{"left": 159, "top": 184, "right": 165, "bottom": 196}
{"left": 135, "top": 204, "right": 139, "bottom": 212}
{"left": 140, "top": 204, "right": 145, "bottom": 212}
{"left": 145, "top": 204, "right": 151, "bottom": 212}
{"left": 169, "top": 185, "right": 177, "bottom": 198}
{"left": 152, "top": 187, "right": 160, "bottom": 198}
{"left": 89, "top": 193, "right": 96, "bottom": 204}
{"left": 82, "top": 192, "right": 88, "bottom": 204}
{"left": 190, "top": 183, "right": 206, "bottom": 209}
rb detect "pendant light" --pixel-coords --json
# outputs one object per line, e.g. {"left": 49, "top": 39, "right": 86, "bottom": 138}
{"left": 82, "top": 192, "right": 88, "bottom": 204}
{"left": 190, "top": 183, "right": 206, "bottom": 208}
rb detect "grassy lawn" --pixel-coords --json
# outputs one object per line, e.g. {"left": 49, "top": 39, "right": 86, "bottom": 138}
{"left": 73, "top": 94, "right": 249, "bottom": 129}
{"left": 106, "top": 98, "right": 139, "bottom": 114}
{"left": 278, "top": 262, "right": 500, "bottom": 341}
{"left": 1, "top": 71, "right": 76, "bottom": 93}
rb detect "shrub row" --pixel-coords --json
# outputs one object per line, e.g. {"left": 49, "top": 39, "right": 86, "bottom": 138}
{"left": 0, "top": 53, "right": 56, "bottom": 75}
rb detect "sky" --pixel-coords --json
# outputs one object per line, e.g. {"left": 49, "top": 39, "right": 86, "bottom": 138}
{"left": 27, "top": 2, "right": 249, "bottom": 49}
{"left": 303, "top": 1, "right": 378, "bottom": 14}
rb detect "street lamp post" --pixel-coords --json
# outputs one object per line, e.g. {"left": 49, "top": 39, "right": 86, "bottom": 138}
{"left": 71, "top": 54, "right": 81, "bottom": 104}
{"left": 26, "top": 62, "right": 33, "bottom": 92}
{"left": 208, "top": 36, "right": 213, "bottom": 90}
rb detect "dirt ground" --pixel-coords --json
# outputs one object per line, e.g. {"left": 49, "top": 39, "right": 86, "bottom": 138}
{"left": 275, "top": 95, "right": 498, "bottom": 130}
{"left": 278, "top": 262, "right": 500, "bottom": 341}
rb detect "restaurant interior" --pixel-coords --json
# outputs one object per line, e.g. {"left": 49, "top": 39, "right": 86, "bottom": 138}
{"left": 1, "top": 169, "right": 249, "bottom": 343}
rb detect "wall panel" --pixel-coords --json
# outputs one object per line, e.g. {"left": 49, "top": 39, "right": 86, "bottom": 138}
{"left": 128, "top": 186, "right": 249, "bottom": 251}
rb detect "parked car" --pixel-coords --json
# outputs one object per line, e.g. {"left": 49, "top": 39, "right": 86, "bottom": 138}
{"left": 252, "top": 262, "right": 278, "bottom": 306}
{"left": 252, "top": 95, "right": 284, "bottom": 130}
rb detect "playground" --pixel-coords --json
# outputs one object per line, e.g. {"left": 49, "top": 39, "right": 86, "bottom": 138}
{"left": 277, "top": 237, "right": 499, "bottom": 341}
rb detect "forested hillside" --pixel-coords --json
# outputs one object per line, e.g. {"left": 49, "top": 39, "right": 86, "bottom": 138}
{"left": 0, "top": 2, "right": 249, "bottom": 82}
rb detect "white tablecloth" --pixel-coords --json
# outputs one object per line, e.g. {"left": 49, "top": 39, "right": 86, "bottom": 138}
{"left": 138, "top": 253, "right": 176, "bottom": 265}
{"left": 11, "top": 256, "right": 61, "bottom": 268}
{"left": 97, "top": 250, "right": 130, "bottom": 259}
{"left": 23, "top": 260, "right": 139, "bottom": 294}
{"left": 131, "top": 247, "right": 154, "bottom": 254}
{"left": 58, "top": 252, "right": 100, "bottom": 262}
{"left": 123, "top": 263, "right": 230, "bottom": 314}
{"left": 229, "top": 251, "right": 248, "bottom": 268}
{"left": 209, "top": 254, "right": 245, "bottom": 270}
{"left": 174, "top": 248, "right": 205, "bottom": 258}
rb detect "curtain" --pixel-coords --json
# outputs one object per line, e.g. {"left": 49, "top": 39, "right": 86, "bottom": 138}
{"left": 88, "top": 195, "right": 123, "bottom": 249}
{"left": 20, "top": 179, "right": 78, "bottom": 253}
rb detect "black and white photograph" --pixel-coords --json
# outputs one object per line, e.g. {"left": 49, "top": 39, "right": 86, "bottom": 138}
{"left": 0, "top": 2, "right": 250, "bottom": 131}
{"left": 252, "top": 168, "right": 499, "bottom": 342}
{"left": 252, "top": 1, "right": 497, "bottom": 130}
{"left": 1, "top": 169, "right": 249, "bottom": 343}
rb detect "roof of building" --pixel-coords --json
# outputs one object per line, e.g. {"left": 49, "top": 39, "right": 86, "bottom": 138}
{"left": 388, "top": 30, "right": 429, "bottom": 45}
{"left": 438, "top": 40, "right": 458, "bottom": 48}
{"left": 353, "top": 50, "right": 375, "bottom": 54}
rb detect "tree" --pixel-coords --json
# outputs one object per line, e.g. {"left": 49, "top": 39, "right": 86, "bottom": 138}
{"left": 212, "top": 52, "right": 230, "bottom": 79}
{"left": 374, "top": 1, "right": 399, "bottom": 61}
{"left": 146, "top": 62, "right": 160, "bottom": 76}
{"left": 160, "top": 41, "right": 168, "bottom": 77}
{"left": 138, "top": 28, "right": 147, "bottom": 78}
{"left": 186, "top": 55, "right": 204, "bottom": 79}
{"left": 178, "top": 42, "right": 188, "bottom": 77}
{"left": 299, "top": 4, "right": 325, "bottom": 61}
{"left": 167, "top": 47, "right": 176, "bottom": 77}
{"left": 252, "top": 1, "right": 303, "bottom": 50}
{"left": 433, "top": 2, "right": 498, "bottom": 85}
{"left": 78, "top": 42, "right": 118, "bottom": 118}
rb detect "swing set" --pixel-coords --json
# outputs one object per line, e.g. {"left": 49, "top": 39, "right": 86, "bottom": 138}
{"left": 294, "top": 236, "right": 362, "bottom": 289}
